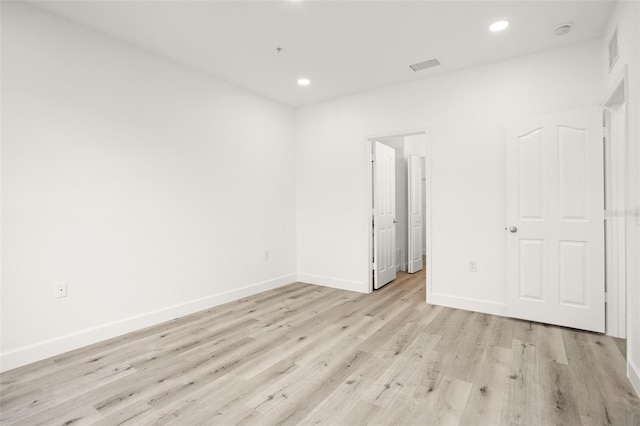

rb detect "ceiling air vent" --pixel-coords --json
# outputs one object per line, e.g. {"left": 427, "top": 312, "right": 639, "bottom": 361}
{"left": 409, "top": 58, "right": 440, "bottom": 72}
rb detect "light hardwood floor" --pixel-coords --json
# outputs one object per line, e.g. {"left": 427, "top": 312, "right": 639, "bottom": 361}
{"left": 1, "top": 269, "right": 639, "bottom": 425}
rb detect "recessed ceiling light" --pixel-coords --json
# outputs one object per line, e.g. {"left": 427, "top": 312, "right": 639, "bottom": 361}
{"left": 489, "top": 21, "right": 510, "bottom": 32}
{"left": 297, "top": 78, "right": 310, "bottom": 86}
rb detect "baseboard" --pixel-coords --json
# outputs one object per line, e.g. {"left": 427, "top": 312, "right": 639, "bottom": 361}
{"left": 297, "top": 273, "right": 366, "bottom": 293}
{"left": 629, "top": 359, "right": 640, "bottom": 398}
{"left": 0, "top": 273, "right": 296, "bottom": 373}
{"left": 428, "top": 292, "right": 507, "bottom": 317}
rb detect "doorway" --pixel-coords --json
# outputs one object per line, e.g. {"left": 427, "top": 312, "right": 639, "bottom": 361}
{"left": 367, "top": 130, "right": 431, "bottom": 293}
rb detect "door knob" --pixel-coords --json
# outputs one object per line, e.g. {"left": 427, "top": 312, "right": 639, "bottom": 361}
{"left": 393, "top": 219, "right": 399, "bottom": 224}
{"left": 509, "top": 226, "right": 518, "bottom": 233}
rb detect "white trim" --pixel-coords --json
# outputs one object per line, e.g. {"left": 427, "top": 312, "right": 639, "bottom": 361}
{"left": 603, "top": 65, "right": 628, "bottom": 338}
{"left": 0, "top": 273, "right": 296, "bottom": 373}
{"left": 429, "top": 293, "right": 507, "bottom": 317}
{"left": 367, "top": 140, "right": 374, "bottom": 293}
{"left": 297, "top": 273, "right": 364, "bottom": 293}
{"left": 629, "top": 359, "right": 640, "bottom": 398}
{"left": 424, "top": 132, "right": 433, "bottom": 305}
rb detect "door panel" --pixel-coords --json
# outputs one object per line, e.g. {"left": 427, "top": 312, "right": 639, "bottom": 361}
{"left": 519, "top": 239, "right": 544, "bottom": 301}
{"left": 559, "top": 241, "right": 588, "bottom": 306}
{"left": 518, "top": 128, "right": 544, "bottom": 220}
{"left": 407, "top": 155, "right": 423, "bottom": 274}
{"left": 558, "top": 126, "right": 588, "bottom": 219}
{"left": 374, "top": 142, "right": 396, "bottom": 289}
{"left": 506, "top": 108, "right": 604, "bottom": 332}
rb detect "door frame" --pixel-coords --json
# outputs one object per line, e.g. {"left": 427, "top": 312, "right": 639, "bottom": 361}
{"left": 365, "top": 128, "right": 432, "bottom": 295}
{"left": 603, "top": 65, "right": 629, "bottom": 338}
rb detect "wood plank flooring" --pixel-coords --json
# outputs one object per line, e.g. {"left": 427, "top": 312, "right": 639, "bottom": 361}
{"left": 1, "top": 269, "right": 639, "bottom": 425}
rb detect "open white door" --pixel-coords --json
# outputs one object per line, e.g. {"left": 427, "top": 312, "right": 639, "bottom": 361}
{"left": 407, "top": 155, "right": 423, "bottom": 274}
{"left": 373, "top": 141, "right": 397, "bottom": 289}
{"left": 506, "top": 108, "right": 605, "bottom": 332}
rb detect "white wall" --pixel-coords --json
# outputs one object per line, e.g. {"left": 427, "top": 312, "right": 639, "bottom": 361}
{"left": 295, "top": 40, "right": 603, "bottom": 315}
{"left": 602, "top": 0, "right": 640, "bottom": 396}
{"left": 1, "top": 3, "right": 297, "bottom": 371}
{"left": 1, "top": 1, "right": 629, "bottom": 381}
{"left": 404, "top": 134, "right": 426, "bottom": 157}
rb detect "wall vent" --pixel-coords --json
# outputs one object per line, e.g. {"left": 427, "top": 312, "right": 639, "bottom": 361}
{"left": 608, "top": 27, "right": 619, "bottom": 71}
{"left": 409, "top": 58, "right": 440, "bottom": 72}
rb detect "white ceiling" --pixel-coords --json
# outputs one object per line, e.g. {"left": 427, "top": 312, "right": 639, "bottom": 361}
{"left": 30, "top": 0, "right": 614, "bottom": 107}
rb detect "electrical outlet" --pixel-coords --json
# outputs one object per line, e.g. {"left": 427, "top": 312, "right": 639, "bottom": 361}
{"left": 468, "top": 260, "right": 478, "bottom": 272}
{"left": 55, "top": 282, "right": 67, "bottom": 298}
{"left": 264, "top": 250, "right": 270, "bottom": 260}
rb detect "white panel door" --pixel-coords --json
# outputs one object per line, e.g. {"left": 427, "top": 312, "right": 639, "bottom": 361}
{"left": 506, "top": 108, "right": 604, "bottom": 332}
{"left": 374, "top": 142, "right": 397, "bottom": 289}
{"left": 407, "top": 155, "right": 423, "bottom": 274}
